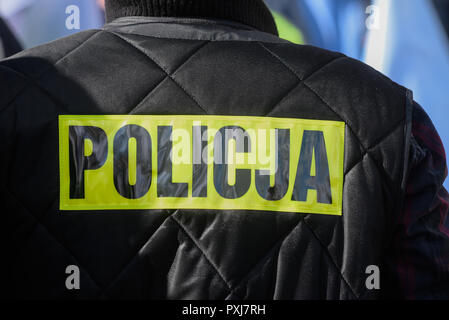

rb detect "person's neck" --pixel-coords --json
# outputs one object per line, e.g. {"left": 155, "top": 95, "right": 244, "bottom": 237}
{"left": 105, "top": 0, "right": 278, "bottom": 35}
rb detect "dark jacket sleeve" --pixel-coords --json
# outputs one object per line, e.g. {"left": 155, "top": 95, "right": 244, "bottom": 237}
{"left": 386, "top": 102, "right": 449, "bottom": 299}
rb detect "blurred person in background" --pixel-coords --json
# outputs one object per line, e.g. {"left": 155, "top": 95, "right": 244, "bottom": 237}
{"left": 265, "top": 0, "right": 371, "bottom": 60}
{"left": 433, "top": 0, "right": 449, "bottom": 36}
{"left": 0, "top": 15, "right": 22, "bottom": 58}
{"left": 363, "top": 0, "right": 449, "bottom": 193}
{"left": 0, "top": 0, "right": 104, "bottom": 49}
{"left": 0, "top": 0, "right": 448, "bottom": 300}
{"left": 271, "top": 11, "right": 304, "bottom": 45}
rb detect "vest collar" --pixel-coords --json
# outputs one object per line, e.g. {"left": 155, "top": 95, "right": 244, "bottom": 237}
{"left": 104, "top": 0, "right": 278, "bottom": 36}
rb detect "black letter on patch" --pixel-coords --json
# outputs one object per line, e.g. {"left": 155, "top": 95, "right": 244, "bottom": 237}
{"left": 255, "top": 129, "right": 290, "bottom": 201}
{"left": 292, "top": 130, "right": 332, "bottom": 204}
{"left": 69, "top": 126, "right": 108, "bottom": 199}
{"left": 113, "top": 125, "right": 152, "bottom": 199}
{"left": 192, "top": 125, "right": 208, "bottom": 198}
{"left": 157, "top": 126, "right": 188, "bottom": 198}
{"left": 213, "top": 126, "right": 251, "bottom": 199}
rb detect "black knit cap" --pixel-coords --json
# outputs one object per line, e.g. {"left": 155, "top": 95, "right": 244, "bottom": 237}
{"left": 105, "top": 0, "right": 278, "bottom": 36}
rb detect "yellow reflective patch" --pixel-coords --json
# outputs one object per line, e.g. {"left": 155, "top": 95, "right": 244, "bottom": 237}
{"left": 84, "top": 138, "right": 93, "bottom": 157}
{"left": 59, "top": 115, "right": 345, "bottom": 215}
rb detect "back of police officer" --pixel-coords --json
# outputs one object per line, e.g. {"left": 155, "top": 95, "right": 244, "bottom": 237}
{"left": 1, "top": 0, "right": 447, "bottom": 300}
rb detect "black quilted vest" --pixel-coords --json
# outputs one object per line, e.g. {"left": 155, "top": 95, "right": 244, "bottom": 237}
{"left": 0, "top": 17, "right": 413, "bottom": 299}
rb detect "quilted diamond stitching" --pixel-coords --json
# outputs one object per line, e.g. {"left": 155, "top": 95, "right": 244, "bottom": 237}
{"left": 258, "top": 42, "right": 346, "bottom": 117}
{"left": 2, "top": 34, "right": 212, "bottom": 295}
{"left": 171, "top": 214, "right": 234, "bottom": 292}
{"left": 0, "top": 31, "right": 101, "bottom": 116}
{"left": 224, "top": 215, "right": 359, "bottom": 299}
{"left": 259, "top": 43, "right": 404, "bottom": 185}
{"left": 258, "top": 41, "right": 406, "bottom": 299}
{"left": 344, "top": 118, "right": 405, "bottom": 178}
{"left": 223, "top": 214, "right": 309, "bottom": 299}
{"left": 303, "top": 82, "right": 403, "bottom": 183}
{"left": 87, "top": 37, "right": 382, "bottom": 298}
{"left": 103, "top": 30, "right": 210, "bottom": 115}
{"left": 98, "top": 210, "right": 181, "bottom": 297}
{"left": 301, "top": 219, "right": 359, "bottom": 298}
{"left": 5, "top": 189, "right": 105, "bottom": 296}
{"left": 2, "top": 32, "right": 211, "bottom": 294}
{"left": 172, "top": 212, "right": 310, "bottom": 300}
{"left": 3, "top": 30, "right": 407, "bottom": 299}
{"left": 3, "top": 67, "right": 186, "bottom": 292}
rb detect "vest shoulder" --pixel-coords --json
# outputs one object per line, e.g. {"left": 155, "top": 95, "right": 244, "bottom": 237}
{"left": 0, "top": 29, "right": 101, "bottom": 78}
{"left": 0, "top": 29, "right": 102, "bottom": 115}
{"left": 0, "top": 62, "right": 26, "bottom": 112}
{"left": 258, "top": 42, "right": 406, "bottom": 94}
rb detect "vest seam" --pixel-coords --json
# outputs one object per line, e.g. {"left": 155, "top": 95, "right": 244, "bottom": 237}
{"left": 128, "top": 42, "right": 210, "bottom": 114}
{"left": 302, "top": 219, "right": 359, "bottom": 299}
{"left": 344, "top": 117, "right": 406, "bottom": 177}
{"left": 264, "top": 57, "right": 348, "bottom": 117}
{"left": 171, "top": 214, "right": 234, "bottom": 294}
{"left": 400, "top": 90, "right": 414, "bottom": 194}
{"left": 223, "top": 215, "right": 310, "bottom": 299}
{"left": 106, "top": 17, "right": 258, "bottom": 32}
{"left": 105, "top": 31, "right": 284, "bottom": 42}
